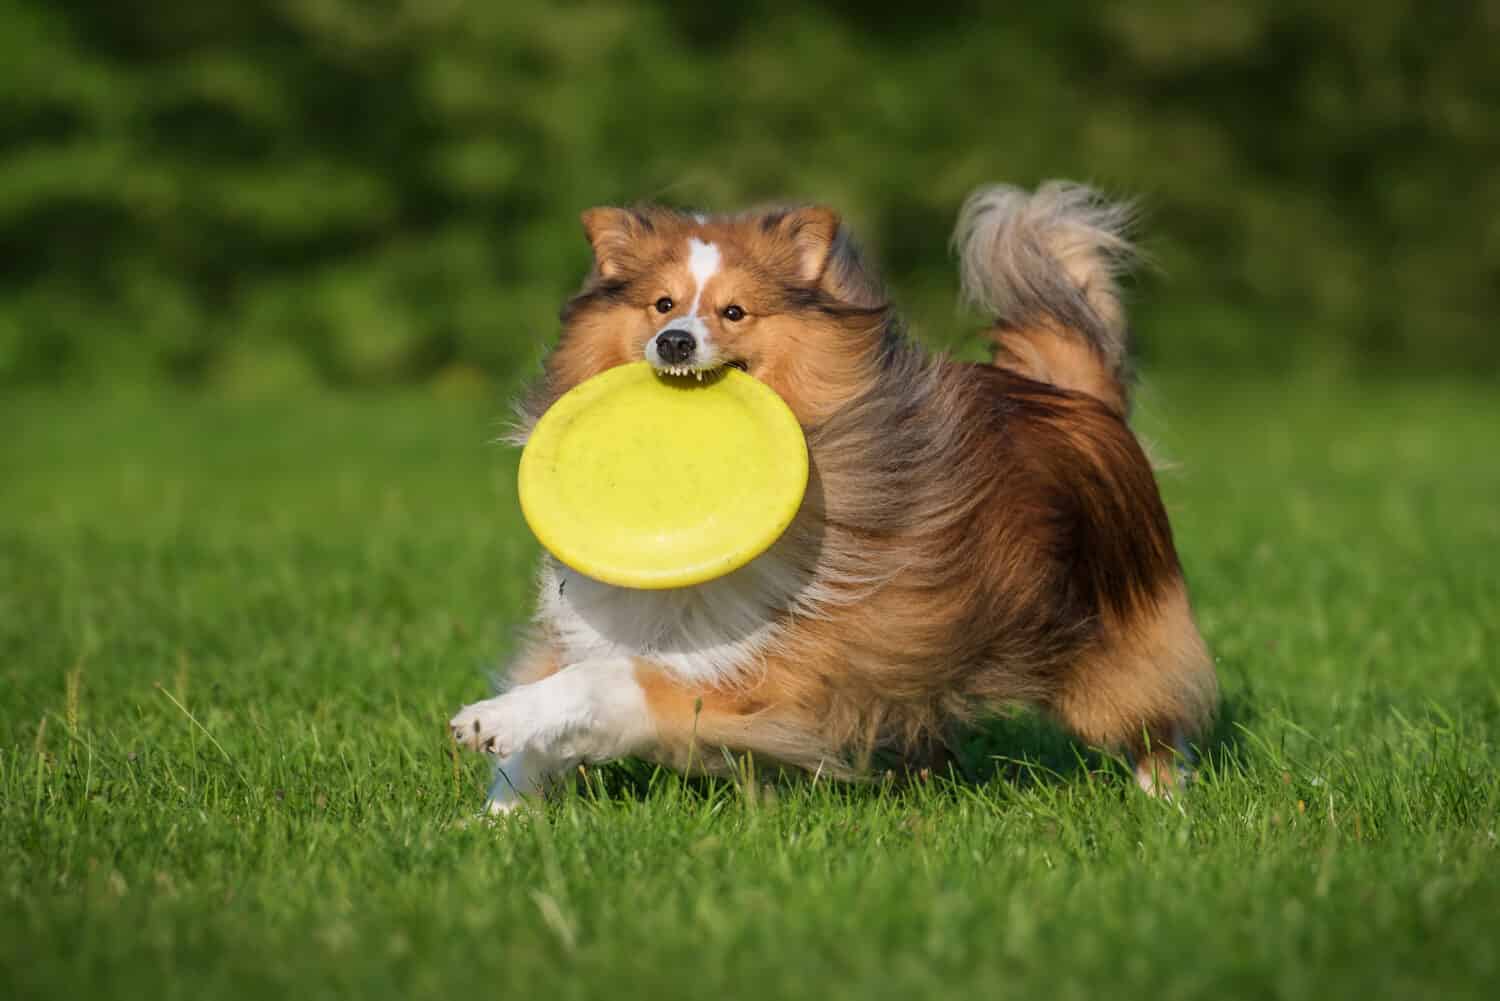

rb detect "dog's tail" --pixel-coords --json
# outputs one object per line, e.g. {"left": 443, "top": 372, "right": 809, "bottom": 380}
{"left": 952, "top": 182, "right": 1138, "bottom": 415}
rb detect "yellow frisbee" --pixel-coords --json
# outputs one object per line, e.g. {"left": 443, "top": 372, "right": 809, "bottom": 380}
{"left": 518, "top": 362, "right": 809, "bottom": 589}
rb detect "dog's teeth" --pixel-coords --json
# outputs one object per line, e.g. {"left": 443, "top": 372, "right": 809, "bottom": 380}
{"left": 695, "top": 371, "right": 702, "bottom": 381}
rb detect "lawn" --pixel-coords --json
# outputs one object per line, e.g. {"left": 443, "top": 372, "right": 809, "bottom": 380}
{"left": 2, "top": 376, "right": 1497, "bottom": 1000}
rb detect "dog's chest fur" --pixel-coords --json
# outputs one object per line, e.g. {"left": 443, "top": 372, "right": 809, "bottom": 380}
{"left": 536, "top": 535, "right": 821, "bottom": 686}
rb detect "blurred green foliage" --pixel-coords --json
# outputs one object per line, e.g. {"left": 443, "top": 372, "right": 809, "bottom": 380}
{"left": 2, "top": 1, "right": 1497, "bottom": 392}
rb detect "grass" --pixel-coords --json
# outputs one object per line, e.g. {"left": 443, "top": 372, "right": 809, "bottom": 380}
{"left": 2, "top": 375, "right": 1497, "bottom": 1000}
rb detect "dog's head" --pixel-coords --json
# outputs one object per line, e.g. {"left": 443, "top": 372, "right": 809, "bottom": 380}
{"left": 529, "top": 205, "right": 890, "bottom": 428}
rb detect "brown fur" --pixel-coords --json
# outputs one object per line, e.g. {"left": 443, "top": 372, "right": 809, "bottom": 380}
{"left": 989, "top": 324, "right": 1129, "bottom": 416}
{"left": 520, "top": 205, "right": 889, "bottom": 429}
{"left": 513, "top": 186, "right": 1217, "bottom": 789}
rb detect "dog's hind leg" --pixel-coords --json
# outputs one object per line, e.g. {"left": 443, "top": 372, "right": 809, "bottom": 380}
{"left": 1047, "top": 582, "right": 1217, "bottom": 796}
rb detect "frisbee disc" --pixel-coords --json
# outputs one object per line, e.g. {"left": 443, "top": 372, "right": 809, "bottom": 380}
{"left": 518, "top": 362, "right": 809, "bottom": 589}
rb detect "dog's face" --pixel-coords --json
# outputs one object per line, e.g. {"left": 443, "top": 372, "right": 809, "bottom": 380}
{"left": 537, "top": 206, "right": 888, "bottom": 426}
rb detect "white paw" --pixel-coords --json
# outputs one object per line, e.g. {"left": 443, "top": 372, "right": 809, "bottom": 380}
{"left": 448, "top": 658, "right": 652, "bottom": 766}
{"left": 449, "top": 695, "right": 529, "bottom": 756}
{"left": 484, "top": 791, "right": 546, "bottom": 816}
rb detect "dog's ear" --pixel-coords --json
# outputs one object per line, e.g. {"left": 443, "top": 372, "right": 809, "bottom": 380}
{"left": 580, "top": 207, "right": 647, "bottom": 280}
{"left": 765, "top": 206, "right": 841, "bottom": 283}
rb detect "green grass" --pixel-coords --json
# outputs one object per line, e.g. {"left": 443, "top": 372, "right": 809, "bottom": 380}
{"left": 3, "top": 377, "right": 1498, "bottom": 1000}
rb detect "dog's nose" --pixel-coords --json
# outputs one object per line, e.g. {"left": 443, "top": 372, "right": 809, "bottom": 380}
{"left": 655, "top": 329, "right": 696, "bottom": 366}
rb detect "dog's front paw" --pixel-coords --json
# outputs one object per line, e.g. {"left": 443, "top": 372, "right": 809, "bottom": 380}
{"left": 450, "top": 696, "right": 523, "bottom": 755}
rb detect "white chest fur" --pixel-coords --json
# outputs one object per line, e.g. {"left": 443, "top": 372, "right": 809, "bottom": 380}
{"left": 536, "top": 534, "right": 819, "bottom": 687}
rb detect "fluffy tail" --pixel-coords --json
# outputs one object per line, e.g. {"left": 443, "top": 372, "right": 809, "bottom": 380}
{"left": 952, "top": 182, "right": 1138, "bottom": 415}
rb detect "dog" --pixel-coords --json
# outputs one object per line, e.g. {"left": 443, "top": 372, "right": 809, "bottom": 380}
{"left": 450, "top": 181, "right": 1218, "bottom": 811}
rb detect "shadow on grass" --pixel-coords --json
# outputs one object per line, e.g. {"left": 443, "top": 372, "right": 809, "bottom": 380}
{"left": 953, "top": 687, "right": 1255, "bottom": 792}
{"left": 547, "top": 688, "right": 1258, "bottom": 808}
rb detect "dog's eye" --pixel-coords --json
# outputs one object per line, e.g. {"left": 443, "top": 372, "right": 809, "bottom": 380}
{"left": 722, "top": 304, "right": 745, "bottom": 322}
{"left": 654, "top": 297, "right": 674, "bottom": 314}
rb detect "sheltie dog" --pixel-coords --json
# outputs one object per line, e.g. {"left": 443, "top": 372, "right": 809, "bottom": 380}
{"left": 451, "top": 182, "right": 1218, "bottom": 810}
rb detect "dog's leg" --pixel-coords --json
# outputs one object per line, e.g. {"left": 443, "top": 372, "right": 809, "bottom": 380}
{"left": 1048, "top": 583, "right": 1217, "bottom": 797}
{"left": 450, "top": 657, "right": 658, "bottom": 801}
{"left": 453, "top": 658, "right": 848, "bottom": 806}
{"left": 466, "top": 645, "right": 565, "bottom": 813}
{"left": 634, "top": 667, "right": 845, "bottom": 778}
{"left": 1129, "top": 725, "right": 1191, "bottom": 796}
{"left": 484, "top": 749, "right": 553, "bottom": 813}
{"left": 1054, "top": 695, "right": 1200, "bottom": 797}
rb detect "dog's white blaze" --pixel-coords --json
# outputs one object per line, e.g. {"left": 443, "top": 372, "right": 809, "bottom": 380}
{"left": 686, "top": 238, "right": 721, "bottom": 318}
